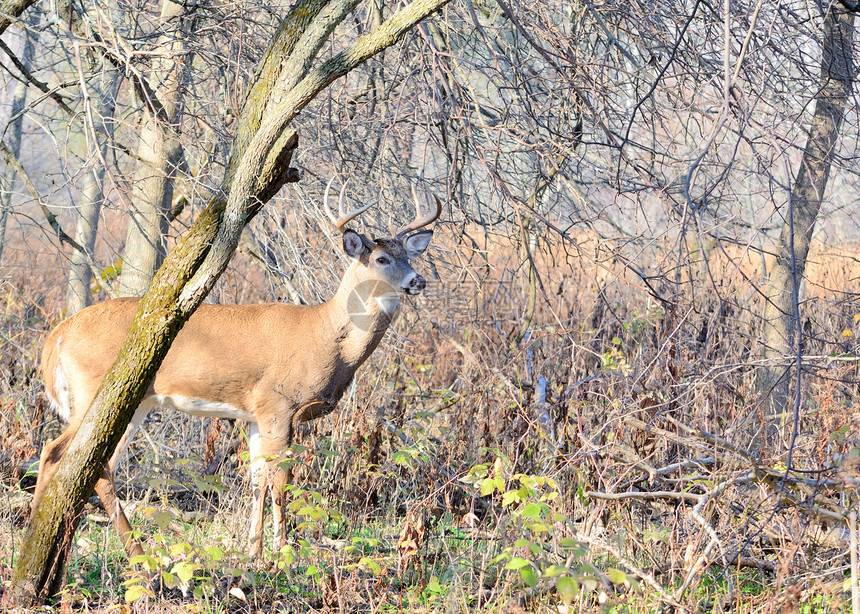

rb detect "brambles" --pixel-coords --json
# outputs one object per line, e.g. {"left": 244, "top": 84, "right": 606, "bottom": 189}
{"left": 1, "top": 0, "right": 859, "bottom": 608}
{"left": 2, "top": 229, "right": 857, "bottom": 610}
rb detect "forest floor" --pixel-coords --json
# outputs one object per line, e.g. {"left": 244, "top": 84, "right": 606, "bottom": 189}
{"left": 2, "top": 463, "right": 848, "bottom": 613}
{"left": 1, "top": 233, "right": 858, "bottom": 612}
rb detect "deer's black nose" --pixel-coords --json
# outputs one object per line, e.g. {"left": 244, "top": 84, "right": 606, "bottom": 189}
{"left": 406, "top": 275, "right": 426, "bottom": 294}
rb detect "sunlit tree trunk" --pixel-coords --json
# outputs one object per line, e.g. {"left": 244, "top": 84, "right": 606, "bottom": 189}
{"left": 754, "top": 7, "right": 855, "bottom": 451}
{"left": 65, "top": 70, "right": 121, "bottom": 314}
{"left": 8, "top": 0, "right": 451, "bottom": 605}
{"left": 118, "top": 0, "right": 191, "bottom": 297}
{"left": 0, "top": 22, "right": 32, "bottom": 266}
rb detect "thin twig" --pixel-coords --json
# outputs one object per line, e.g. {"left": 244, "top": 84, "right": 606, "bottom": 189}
{"left": 0, "top": 38, "right": 74, "bottom": 115}
{"left": 0, "top": 140, "right": 85, "bottom": 254}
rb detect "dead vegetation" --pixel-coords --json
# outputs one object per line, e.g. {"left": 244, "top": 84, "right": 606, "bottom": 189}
{"left": 1, "top": 221, "right": 858, "bottom": 611}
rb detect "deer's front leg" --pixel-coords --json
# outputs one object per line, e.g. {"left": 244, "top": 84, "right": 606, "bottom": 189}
{"left": 263, "top": 418, "right": 296, "bottom": 554}
{"left": 247, "top": 423, "right": 268, "bottom": 559}
{"left": 247, "top": 416, "right": 294, "bottom": 558}
{"left": 270, "top": 463, "right": 289, "bottom": 552}
{"left": 94, "top": 472, "right": 144, "bottom": 558}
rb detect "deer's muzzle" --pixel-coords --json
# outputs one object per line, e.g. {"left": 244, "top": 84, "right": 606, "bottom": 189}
{"left": 404, "top": 274, "right": 426, "bottom": 295}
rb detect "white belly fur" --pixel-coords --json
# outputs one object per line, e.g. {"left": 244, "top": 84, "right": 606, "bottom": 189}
{"left": 153, "top": 394, "right": 256, "bottom": 422}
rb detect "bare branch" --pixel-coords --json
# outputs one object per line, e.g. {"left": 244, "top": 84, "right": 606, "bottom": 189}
{"left": 0, "top": 140, "right": 85, "bottom": 254}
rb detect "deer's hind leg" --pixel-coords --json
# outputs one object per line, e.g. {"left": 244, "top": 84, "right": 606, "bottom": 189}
{"left": 31, "top": 424, "right": 76, "bottom": 516}
{"left": 94, "top": 404, "right": 150, "bottom": 557}
{"left": 33, "top": 401, "right": 150, "bottom": 559}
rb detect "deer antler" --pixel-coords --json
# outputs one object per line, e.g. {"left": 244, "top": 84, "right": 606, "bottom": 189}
{"left": 323, "top": 177, "right": 375, "bottom": 233}
{"left": 395, "top": 186, "right": 443, "bottom": 239}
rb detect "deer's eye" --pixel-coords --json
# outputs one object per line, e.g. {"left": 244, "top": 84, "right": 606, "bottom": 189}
{"left": 376, "top": 256, "right": 389, "bottom": 265}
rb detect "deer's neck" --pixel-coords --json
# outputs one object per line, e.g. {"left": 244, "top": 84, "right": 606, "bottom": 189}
{"left": 322, "top": 262, "right": 399, "bottom": 368}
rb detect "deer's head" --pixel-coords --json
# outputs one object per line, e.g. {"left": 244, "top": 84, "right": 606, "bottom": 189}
{"left": 324, "top": 179, "right": 441, "bottom": 311}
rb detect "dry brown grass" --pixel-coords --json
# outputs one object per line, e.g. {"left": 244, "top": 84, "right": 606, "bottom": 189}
{"left": 0, "top": 220, "right": 858, "bottom": 611}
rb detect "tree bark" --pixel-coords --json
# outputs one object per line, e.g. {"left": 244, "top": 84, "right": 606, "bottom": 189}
{"left": 0, "top": 0, "right": 38, "bottom": 37}
{"left": 0, "top": 20, "right": 31, "bottom": 266}
{"left": 118, "top": 0, "right": 192, "bottom": 297}
{"left": 227, "top": 0, "right": 362, "bottom": 206}
{"left": 66, "top": 69, "right": 122, "bottom": 314}
{"left": 754, "top": 7, "right": 855, "bottom": 451}
{"left": 8, "top": 0, "right": 450, "bottom": 605}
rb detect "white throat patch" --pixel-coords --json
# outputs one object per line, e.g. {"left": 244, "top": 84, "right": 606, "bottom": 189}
{"left": 376, "top": 293, "right": 401, "bottom": 315}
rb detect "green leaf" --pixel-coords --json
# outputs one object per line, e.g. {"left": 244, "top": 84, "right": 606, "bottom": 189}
{"left": 488, "top": 552, "right": 508, "bottom": 566}
{"left": 559, "top": 538, "right": 587, "bottom": 557}
{"left": 205, "top": 545, "right": 224, "bottom": 561}
{"left": 124, "top": 583, "right": 154, "bottom": 603}
{"left": 543, "top": 565, "right": 568, "bottom": 578}
{"left": 425, "top": 575, "right": 443, "bottom": 594}
{"left": 358, "top": 557, "right": 381, "bottom": 575}
{"left": 519, "top": 567, "right": 537, "bottom": 587}
{"left": 172, "top": 561, "right": 196, "bottom": 585}
{"left": 152, "top": 511, "right": 172, "bottom": 531}
{"left": 556, "top": 576, "right": 580, "bottom": 603}
{"left": 467, "top": 464, "right": 489, "bottom": 479}
{"left": 129, "top": 554, "right": 158, "bottom": 573}
{"left": 160, "top": 571, "right": 176, "bottom": 589}
{"left": 513, "top": 538, "right": 534, "bottom": 549}
{"left": 505, "top": 557, "right": 531, "bottom": 570}
{"left": 521, "top": 503, "right": 541, "bottom": 519}
{"left": 480, "top": 477, "right": 497, "bottom": 496}
{"left": 393, "top": 451, "right": 414, "bottom": 468}
{"left": 525, "top": 520, "right": 550, "bottom": 533}
{"left": 168, "top": 542, "right": 193, "bottom": 557}
{"left": 581, "top": 576, "right": 599, "bottom": 592}
{"left": 501, "top": 489, "right": 522, "bottom": 506}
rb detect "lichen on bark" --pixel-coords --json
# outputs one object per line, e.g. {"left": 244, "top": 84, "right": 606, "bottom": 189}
{"left": 8, "top": 0, "right": 452, "bottom": 605}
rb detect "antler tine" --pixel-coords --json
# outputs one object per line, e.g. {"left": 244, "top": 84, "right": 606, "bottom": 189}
{"left": 323, "top": 177, "right": 374, "bottom": 233}
{"left": 395, "top": 185, "right": 443, "bottom": 239}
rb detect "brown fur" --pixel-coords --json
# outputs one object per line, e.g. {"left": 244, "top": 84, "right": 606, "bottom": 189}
{"left": 33, "top": 237, "right": 432, "bottom": 559}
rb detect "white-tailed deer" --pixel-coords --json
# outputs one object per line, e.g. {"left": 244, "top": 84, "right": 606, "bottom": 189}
{"left": 32, "top": 179, "right": 442, "bottom": 559}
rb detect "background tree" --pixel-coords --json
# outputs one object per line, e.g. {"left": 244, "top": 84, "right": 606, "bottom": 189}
{"left": 0, "top": 0, "right": 858, "bottom": 609}
{"left": 755, "top": 5, "right": 855, "bottom": 450}
{"left": 64, "top": 62, "right": 121, "bottom": 314}
{"left": 117, "top": 0, "right": 195, "bottom": 297}
{"left": 8, "top": 0, "right": 451, "bottom": 605}
{"left": 0, "top": 15, "right": 31, "bottom": 266}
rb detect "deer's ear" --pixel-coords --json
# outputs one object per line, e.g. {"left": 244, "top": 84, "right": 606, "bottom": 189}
{"left": 404, "top": 229, "right": 433, "bottom": 258}
{"left": 343, "top": 229, "right": 371, "bottom": 260}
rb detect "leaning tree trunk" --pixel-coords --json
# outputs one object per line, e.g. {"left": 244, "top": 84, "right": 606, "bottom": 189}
{"left": 0, "top": 0, "right": 38, "bottom": 37}
{"left": 117, "top": 0, "right": 192, "bottom": 297}
{"left": 754, "top": 7, "right": 855, "bottom": 451}
{"left": 7, "top": 0, "right": 451, "bottom": 605}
